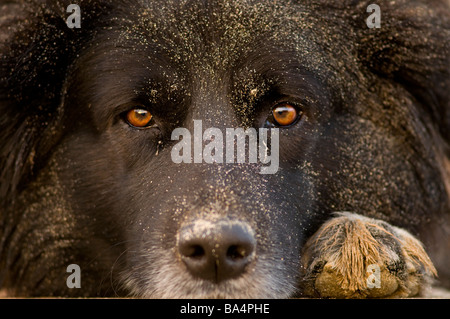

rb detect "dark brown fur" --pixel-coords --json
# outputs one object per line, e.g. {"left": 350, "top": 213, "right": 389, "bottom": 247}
{"left": 0, "top": 0, "right": 449, "bottom": 297}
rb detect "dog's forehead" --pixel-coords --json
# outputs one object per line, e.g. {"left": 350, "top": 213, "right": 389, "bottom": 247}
{"left": 79, "top": 0, "right": 346, "bottom": 127}
{"left": 115, "top": 0, "right": 312, "bottom": 68}
{"left": 97, "top": 1, "right": 330, "bottom": 113}
{"left": 106, "top": 0, "right": 354, "bottom": 100}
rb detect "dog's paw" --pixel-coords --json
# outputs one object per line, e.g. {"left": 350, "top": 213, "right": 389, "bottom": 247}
{"left": 300, "top": 212, "right": 437, "bottom": 298}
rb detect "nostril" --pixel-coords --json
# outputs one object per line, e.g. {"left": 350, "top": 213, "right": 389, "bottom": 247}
{"left": 191, "top": 245, "right": 205, "bottom": 258}
{"left": 226, "top": 244, "right": 249, "bottom": 260}
{"left": 180, "top": 243, "right": 206, "bottom": 259}
{"left": 186, "top": 244, "right": 205, "bottom": 258}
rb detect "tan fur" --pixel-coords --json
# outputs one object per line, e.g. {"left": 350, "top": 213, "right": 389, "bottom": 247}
{"left": 301, "top": 213, "right": 437, "bottom": 298}
{"left": 311, "top": 215, "right": 396, "bottom": 292}
{"left": 396, "top": 227, "right": 437, "bottom": 277}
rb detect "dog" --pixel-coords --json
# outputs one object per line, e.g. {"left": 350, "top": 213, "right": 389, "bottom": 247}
{"left": 0, "top": 0, "right": 449, "bottom": 298}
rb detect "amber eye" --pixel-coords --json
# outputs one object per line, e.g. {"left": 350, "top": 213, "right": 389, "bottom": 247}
{"left": 125, "top": 108, "right": 153, "bottom": 128}
{"left": 272, "top": 103, "right": 300, "bottom": 126}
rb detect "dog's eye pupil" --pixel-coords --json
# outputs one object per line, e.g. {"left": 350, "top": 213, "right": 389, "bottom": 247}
{"left": 272, "top": 103, "right": 299, "bottom": 126}
{"left": 126, "top": 108, "right": 153, "bottom": 128}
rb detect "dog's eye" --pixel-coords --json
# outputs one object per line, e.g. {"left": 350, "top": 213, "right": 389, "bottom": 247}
{"left": 125, "top": 108, "right": 153, "bottom": 128}
{"left": 271, "top": 103, "right": 301, "bottom": 127}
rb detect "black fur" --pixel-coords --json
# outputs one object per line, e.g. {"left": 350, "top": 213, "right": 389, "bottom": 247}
{"left": 0, "top": 0, "right": 449, "bottom": 297}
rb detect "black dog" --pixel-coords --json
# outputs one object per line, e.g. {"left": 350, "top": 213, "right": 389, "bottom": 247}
{"left": 0, "top": 0, "right": 449, "bottom": 298}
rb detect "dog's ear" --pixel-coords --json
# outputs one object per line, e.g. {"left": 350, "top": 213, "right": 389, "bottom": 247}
{"left": 0, "top": 1, "right": 108, "bottom": 206}
{"left": 356, "top": 0, "right": 450, "bottom": 145}
{"left": 0, "top": 3, "right": 67, "bottom": 206}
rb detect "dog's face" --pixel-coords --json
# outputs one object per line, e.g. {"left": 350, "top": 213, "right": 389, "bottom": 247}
{"left": 56, "top": 1, "right": 330, "bottom": 298}
{"left": 1, "top": 0, "right": 448, "bottom": 297}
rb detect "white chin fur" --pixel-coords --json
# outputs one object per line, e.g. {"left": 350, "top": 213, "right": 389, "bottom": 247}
{"left": 120, "top": 248, "right": 296, "bottom": 298}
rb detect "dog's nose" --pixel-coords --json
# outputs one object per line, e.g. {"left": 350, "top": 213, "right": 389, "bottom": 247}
{"left": 178, "top": 220, "right": 256, "bottom": 283}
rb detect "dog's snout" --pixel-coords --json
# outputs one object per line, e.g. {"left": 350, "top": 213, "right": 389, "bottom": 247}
{"left": 178, "top": 220, "right": 256, "bottom": 283}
